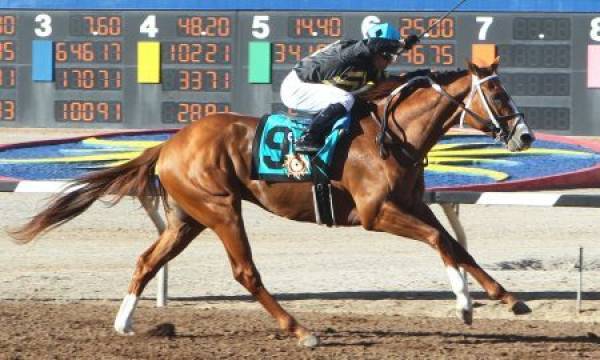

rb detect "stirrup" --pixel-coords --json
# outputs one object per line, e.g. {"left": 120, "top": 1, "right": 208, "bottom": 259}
{"left": 295, "top": 143, "right": 321, "bottom": 153}
{"left": 295, "top": 136, "right": 321, "bottom": 153}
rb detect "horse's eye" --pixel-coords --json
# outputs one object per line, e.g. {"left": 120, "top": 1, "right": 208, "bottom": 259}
{"left": 493, "top": 96, "right": 503, "bottom": 107}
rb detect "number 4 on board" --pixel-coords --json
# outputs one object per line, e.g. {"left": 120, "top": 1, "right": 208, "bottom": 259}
{"left": 140, "top": 15, "right": 159, "bottom": 38}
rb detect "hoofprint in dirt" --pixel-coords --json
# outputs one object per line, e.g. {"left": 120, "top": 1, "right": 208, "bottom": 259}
{"left": 0, "top": 301, "right": 598, "bottom": 360}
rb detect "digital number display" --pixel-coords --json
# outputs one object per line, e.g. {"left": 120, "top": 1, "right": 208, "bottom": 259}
{"left": 0, "top": 15, "right": 16, "bottom": 35}
{"left": 176, "top": 16, "right": 231, "bottom": 37}
{"left": 522, "top": 107, "right": 570, "bottom": 131}
{"left": 513, "top": 17, "right": 570, "bottom": 40}
{"left": 55, "top": 101, "right": 122, "bottom": 122}
{"left": 69, "top": 15, "right": 122, "bottom": 36}
{"left": 162, "top": 69, "right": 231, "bottom": 91}
{"left": 498, "top": 45, "right": 570, "bottom": 68}
{"left": 273, "top": 42, "right": 328, "bottom": 64}
{"left": 162, "top": 42, "right": 231, "bottom": 64}
{"left": 56, "top": 68, "right": 122, "bottom": 90}
{"left": 399, "top": 17, "right": 455, "bottom": 39}
{"left": 162, "top": 102, "right": 231, "bottom": 123}
{"left": 501, "top": 73, "right": 570, "bottom": 96}
{"left": 398, "top": 44, "right": 455, "bottom": 66}
{"left": 0, "top": 67, "right": 16, "bottom": 88}
{"left": 55, "top": 41, "right": 122, "bottom": 63}
{"left": 0, "top": 99, "right": 15, "bottom": 121}
{"left": 0, "top": 10, "right": 595, "bottom": 134}
{"left": 288, "top": 16, "right": 343, "bottom": 38}
{"left": 0, "top": 41, "right": 15, "bottom": 62}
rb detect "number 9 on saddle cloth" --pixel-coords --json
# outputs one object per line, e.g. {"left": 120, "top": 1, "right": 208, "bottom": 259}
{"left": 251, "top": 112, "right": 352, "bottom": 226}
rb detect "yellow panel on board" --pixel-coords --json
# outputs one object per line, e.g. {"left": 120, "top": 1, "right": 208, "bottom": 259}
{"left": 137, "top": 41, "right": 161, "bottom": 83}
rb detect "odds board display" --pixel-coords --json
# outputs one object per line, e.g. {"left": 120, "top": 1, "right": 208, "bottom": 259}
{"left": 0, "top": 5, "right": 599, "bottom": 134}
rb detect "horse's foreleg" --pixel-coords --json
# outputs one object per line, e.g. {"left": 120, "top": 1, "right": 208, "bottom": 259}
{"left": 210, "top": 214, "right": 319, "bottom": 347}
{"left": 414, "top": 202, "right": 531, "bottom": 315}
{"left": 114, "top": 206, "right": 205, "bottom": 335}
{"left": 370, "top": 201, "right": 473, "bottom": 324}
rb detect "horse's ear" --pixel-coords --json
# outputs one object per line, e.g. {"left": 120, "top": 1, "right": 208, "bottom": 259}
{"left": 491, "top": 56, "right": 500, "bottom": 73}
{"left": 465, "top": 59, "right": 480, "bottom": 75}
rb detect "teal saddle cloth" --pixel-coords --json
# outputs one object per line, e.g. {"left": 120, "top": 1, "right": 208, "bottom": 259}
{"left": 252, "top": 112, "right": 351, "bottom": 182}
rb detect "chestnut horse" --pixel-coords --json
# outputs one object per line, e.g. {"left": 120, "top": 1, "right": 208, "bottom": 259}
{"left": 12, "top": 58, "right": 534, "bottom": 347}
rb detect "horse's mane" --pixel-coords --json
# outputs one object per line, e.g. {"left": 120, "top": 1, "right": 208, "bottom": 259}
{"left": 360, "top": 69, "right": 469, "bottom": 102}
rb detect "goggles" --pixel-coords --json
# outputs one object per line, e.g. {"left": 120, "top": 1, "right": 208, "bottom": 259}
{"left": 380, "top": 52, "right": 398, "bottom": 62}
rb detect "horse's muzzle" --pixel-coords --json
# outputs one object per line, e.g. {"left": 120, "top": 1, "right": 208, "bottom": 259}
{"left": 507, "top": 122, "right": 535, "bottom": 152}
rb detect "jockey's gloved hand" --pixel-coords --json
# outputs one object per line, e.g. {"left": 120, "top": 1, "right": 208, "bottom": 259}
{"left": 402, "top": 34, "right": 420, "bottom": 51}
{"left": 367, "top": 38, "right": 403, "bottom": 55}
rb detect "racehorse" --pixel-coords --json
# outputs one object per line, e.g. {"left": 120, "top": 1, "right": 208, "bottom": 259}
{"left": 11, "top": 57, "right": 534, "bottom": 347}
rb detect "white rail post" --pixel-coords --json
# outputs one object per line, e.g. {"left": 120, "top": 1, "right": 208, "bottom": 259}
{"left": 577, "top": 246, "right": 583, "bottom": 314}
{"left": 157, "top": 264, "right": 168, "bottom": 308}
{"left": 441, "top": 202, "right": 468, "bottom": 281}
{"left": 139, "top": 196, "right": 168, "bottom": 307}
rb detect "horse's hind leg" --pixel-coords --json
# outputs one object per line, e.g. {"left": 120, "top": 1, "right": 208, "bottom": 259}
{"left": 114, "top": 201, "right": 205, "bottom": 335}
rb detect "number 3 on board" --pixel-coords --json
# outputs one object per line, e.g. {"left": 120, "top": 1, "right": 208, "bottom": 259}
{"left": 591, "top": 18, "right": 600, "bottom": 41}
{"left": 34, "top": 14, "right": 52, "bottom": 37}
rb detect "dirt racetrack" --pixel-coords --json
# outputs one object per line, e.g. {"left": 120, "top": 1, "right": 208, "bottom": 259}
{"left": 0, "top": 301, "right": 599, "bottom": 359}
{"left": 0, "top": 128, "right": 599, "bottom": 359}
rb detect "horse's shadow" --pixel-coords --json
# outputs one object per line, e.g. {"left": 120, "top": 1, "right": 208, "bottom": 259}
{"left": 319, "top": 330, "right": 600, "bottom": 347}
{"left": 165, "top": 290, "right": 600, "bottom": 302}
{"left": 164, "top": 327, "right": 600, "bottom": 347}
{"left": 148, "top": 291, "right": 600, "bottom": 346}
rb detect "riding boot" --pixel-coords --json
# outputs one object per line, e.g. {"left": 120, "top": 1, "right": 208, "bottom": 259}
{"left": 295, "top": 103, "right": 347, "bottom": 153}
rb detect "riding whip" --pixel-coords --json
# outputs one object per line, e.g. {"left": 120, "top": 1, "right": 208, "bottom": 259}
{"left": 419, "top": 0, "right": 470, "bottom": 40}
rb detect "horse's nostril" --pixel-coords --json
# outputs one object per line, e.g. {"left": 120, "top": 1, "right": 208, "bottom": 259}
{"left": 520, "top": 133, "right": 534, "bottom": 145}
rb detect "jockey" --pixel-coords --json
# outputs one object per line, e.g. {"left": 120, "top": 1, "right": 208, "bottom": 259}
{"left": 280, "top": 22, "right": 420, "bottom": 152}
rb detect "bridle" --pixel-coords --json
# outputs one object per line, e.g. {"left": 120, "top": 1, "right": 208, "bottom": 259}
{"left": 458, "top": 74, "right": 525, "bottom": 143}
{"left": 372, "top": 72, "right": 524, "bottom": 162}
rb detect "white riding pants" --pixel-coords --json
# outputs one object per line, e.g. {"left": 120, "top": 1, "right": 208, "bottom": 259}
{"left": 280, "top": 70, "right": 355, "bottom": 114}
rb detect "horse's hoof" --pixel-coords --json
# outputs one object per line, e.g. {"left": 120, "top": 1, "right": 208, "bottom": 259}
{"left": 456, "top": 308, "right": 473, "bottom": 325}
{"left": 298, "top": 334, "right": 320, "bottom": 348}
{"left": 511, "top": 300, "right": 532, "bottom": 315}
{"left": 114, "top": 322, "right": 135, "bottom": 336}
{"left": 115, "top": 327, "right": 135, "bottom": 336}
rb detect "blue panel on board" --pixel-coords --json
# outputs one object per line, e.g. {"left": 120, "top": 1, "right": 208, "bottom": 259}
{"left": 32, "top": 40, "right": 53, "bottom": 82}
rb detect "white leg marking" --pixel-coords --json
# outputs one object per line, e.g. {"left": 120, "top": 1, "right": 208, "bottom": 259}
{"left": 114, "top": 294, "right": 139, "bottom": 335}
{"left": 446, "top": 266, "right": 473, "bottom": 321}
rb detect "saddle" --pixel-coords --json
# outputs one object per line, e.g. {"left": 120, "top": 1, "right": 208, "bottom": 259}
{"left": 251, "top": 112, "right": 351, "bottom": 226}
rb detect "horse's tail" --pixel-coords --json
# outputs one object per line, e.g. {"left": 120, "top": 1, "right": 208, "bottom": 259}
{"left": 10, "top": 144, "right": 165, "bottom": 244}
